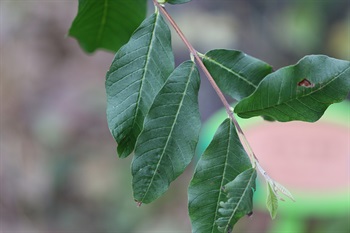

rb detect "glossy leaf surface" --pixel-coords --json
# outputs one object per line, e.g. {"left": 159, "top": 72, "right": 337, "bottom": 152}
{"left": 216, "top": 168, "right": 257, "bottom": 232}
{"left": 235, "top": 55, "right": 350, "bottom": 122}
{"left": 203, "top": 49, "right": 273, "bottom": 101}
{"left": 69, "top": 0, "right": 147, "bottom": 53}
{"left": 106, "top": 12, "right": 174, "bottom": 158}
{"left": 188, "top": 119, "right": 252, "bottom": 233}
{"left": 132, "top": 61, "right": 201, "bottom": 204}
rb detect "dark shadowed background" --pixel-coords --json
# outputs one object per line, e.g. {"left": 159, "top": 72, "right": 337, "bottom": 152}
{"left": 1, "top": 0, "right": 349, "bottom": 232}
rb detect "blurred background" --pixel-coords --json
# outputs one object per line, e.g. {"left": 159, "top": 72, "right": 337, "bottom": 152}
{"left": 1, "top": 0, "right": 349, "bottom": 232}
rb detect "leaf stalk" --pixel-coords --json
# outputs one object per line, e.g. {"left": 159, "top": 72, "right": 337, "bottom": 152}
{"left": 153, "top": 0, "right": 259, "bottom": 164}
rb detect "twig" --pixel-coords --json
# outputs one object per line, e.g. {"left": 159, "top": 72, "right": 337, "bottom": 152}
{"left": 153, "top": 0, "right": 259, "bottom": 164}
{"left": 153, "top": 0, "right": 296, "bottom": 203}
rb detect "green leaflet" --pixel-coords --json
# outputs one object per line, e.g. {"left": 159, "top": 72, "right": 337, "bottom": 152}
{"left": 106, "top": 12, "right": 175, "bottom": 158}
{"left": 188, "top": 119, "right": 252, "bottom": 233}
{"left": 132, "top": 61, "right": 201, "bottom": 204}
{"left": 266, "top": 182, "right": 279, "bottom": 219}
{"left": 202, "top": 49, "right": 273, "bottom": 101}
{"left": 235, "top": 55, "right": 350, "bottom": 122}
{"left": 216, "top": 168, "right": 257, "bottom": 233}
{"left": 69, "top": 0, "right": 147, "bottom": 53}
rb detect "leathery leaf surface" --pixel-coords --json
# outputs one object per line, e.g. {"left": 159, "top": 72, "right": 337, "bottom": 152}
{"left": 132, "top": 61, "right": 201, "bottom": 204}
{"left": 203, "top": 49, "right": 272, "bottom": 101}
{"left": 106, "top": 12, "right": 174, "bottom": 158}
{"left": 216, "top": 168, "right": 257, "bottom": 232}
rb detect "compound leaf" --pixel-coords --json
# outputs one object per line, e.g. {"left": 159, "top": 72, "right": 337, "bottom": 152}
{"left": 106, "top": 12, "right": 174, "bottom": 158}
{"left": 203, "top": 49, "right": 273, "bottom": 101}
{"left": 216, "top": 168, "right": 257, "bottom": 233}
{"left": 188, "top": 119, "right": 252, "bottom": 233}
{"left": 235, "top": 55, "right": 350, "bottom": 122}
{"left": 132, "top": 61, "right": 201, "bottom": 204}
{"left": 69, "top": 0, "right": 147, "bottom": 53}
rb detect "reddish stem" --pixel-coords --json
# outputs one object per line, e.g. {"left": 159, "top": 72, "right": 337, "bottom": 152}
{"left": 153, "top": 0, "right": 259, "bottom": 163}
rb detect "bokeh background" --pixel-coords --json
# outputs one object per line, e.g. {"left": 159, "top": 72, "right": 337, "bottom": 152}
{"left": 1, "top": 0, "right": 349, "bottom": 232}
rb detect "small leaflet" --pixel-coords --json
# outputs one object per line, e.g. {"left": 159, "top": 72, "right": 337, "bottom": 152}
{"left": 266, "top": 182, "right": 278, "bottom": 219}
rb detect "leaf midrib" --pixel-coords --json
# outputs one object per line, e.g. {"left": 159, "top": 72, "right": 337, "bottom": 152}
{"left": 204, "top": 55, "right": 257, "bottom": 88}
{"left": 132, "top": 13, "right": 159, "bottom": 141}
{"left": 211, "top": 123, "right": 232, "bottom": 233}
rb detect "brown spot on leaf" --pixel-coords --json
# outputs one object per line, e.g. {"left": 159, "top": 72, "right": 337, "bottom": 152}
{"left": 247, "top": 211, "right": 253, "bottom": 217}
{"left": 298, "top": 78, "right": 315, "bottom": 88}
